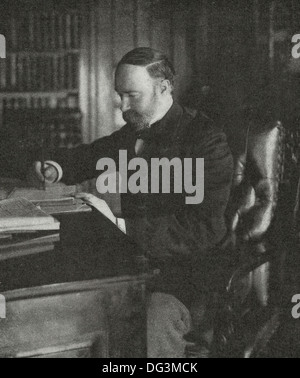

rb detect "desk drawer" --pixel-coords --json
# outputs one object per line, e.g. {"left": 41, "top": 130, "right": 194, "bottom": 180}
{"left": 0, "top": 276, "right": 147, "bottom": 358}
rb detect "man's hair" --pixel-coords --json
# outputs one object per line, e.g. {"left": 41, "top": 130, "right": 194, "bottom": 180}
{"left": 117, "top": 47, "right": 176, "bottom": 89}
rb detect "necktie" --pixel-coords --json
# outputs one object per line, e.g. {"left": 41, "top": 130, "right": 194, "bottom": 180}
{"left": 135, "top": 126, "right": 153, "bottom": 156}
{"left": 135, "top": 138, "right": 145, "bottom": 156}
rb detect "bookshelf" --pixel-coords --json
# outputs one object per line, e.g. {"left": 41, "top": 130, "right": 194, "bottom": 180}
{"left": 0, "top": 6, "right": 82, "bottom": 149}
{"left": 3, "top": 109, "right": 82, "bottom": 150}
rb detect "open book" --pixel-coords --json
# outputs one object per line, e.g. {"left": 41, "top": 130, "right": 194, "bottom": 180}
{"left": 0, "top": 198, "right": 60, "bottom": 232}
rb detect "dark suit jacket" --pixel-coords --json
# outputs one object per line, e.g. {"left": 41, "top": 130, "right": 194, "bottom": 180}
{"left": 51, "top": 103, "right": 234, "bottom": 306}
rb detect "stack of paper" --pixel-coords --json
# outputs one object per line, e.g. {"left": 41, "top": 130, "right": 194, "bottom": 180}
{"left": 0, "top": 198, "right": 60, "bottom": 232}
{"left": 36, "top": 198, "right": 91, "bottom": 215}
{"left": 6, "top": 185, "right": 91, "bottom": 215}
{"left": 7, "top": 184, "right": 77, "bottom": 201}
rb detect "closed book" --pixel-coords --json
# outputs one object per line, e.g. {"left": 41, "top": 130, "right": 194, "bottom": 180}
{"left": 35, "top": 13, "right": 42, "bottom": 51}
{"left": 0, "top": 59, "right": 6, "bottom": 90}
{"left": 50, "top": 11, "right": 56, "bottom": 50}
{"left": 58, "top": 14, "right": 65, "bottom": 50}
{"left": 73, "top": 13, "right": 80, "bottom": 49}
{"left": 66, "top": 13, "right": 72, "bottom": 50}
{"left": 10, "top": 54, "right": 17, "bottom": 90}
{"left": 29, "top": 11, "right": 35, "bottom": 50}
{"left": 10, "top": 17, "right": 17, "bottom": 51}
{"left": 53, "top": 55, "right": 59, "bottom": 90}
{"left": 0, "top": 219, "right": 60, "bottom": 232}
{"left": 0, "top": 198, "right": 60, "bottom": 231}
{"left": 5, "top": 55, "right": 10, "bottom": 91}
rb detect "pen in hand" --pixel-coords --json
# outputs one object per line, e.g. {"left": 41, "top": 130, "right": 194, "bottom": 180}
{"left": 40, "top": 126, "right": 46, "bottom": 191}
{"left": 40, "top": 148, "right": 46, "bottom": 191}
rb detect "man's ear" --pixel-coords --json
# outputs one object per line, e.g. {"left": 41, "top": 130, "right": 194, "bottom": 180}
{"left": 160, "top": 79, "right": 172, "bottom": 95}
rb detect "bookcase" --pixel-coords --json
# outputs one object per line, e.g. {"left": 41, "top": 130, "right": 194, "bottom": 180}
{"left": 0, "top": 3, "right": 82, "bottom": 149}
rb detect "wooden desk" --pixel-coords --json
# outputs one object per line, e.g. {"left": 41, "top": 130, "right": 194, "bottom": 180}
{"left": 0, "top": 211, "right": 148, "bottom": 358}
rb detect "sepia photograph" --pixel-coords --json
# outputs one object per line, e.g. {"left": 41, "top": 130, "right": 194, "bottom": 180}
{"left": 0, "top": 0, "right": 299, "bottom": 361}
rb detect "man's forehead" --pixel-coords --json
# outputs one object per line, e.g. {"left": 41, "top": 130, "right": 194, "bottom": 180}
{"left": 115, "top": 64, "right": 154, "bottom": 91}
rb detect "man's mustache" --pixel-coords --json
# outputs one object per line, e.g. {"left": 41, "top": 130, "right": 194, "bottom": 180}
{"left": 123, "top": 110, "right": 143, "bottom": 123}
{"left": 123, "top": 110, "right": 150, "bottom": 131}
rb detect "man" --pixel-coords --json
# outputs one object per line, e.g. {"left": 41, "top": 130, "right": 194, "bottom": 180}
{"left": 29, "top": 47, "right": 233, "bottom": 358}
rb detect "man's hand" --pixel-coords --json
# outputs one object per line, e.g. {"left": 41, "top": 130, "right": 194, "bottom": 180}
{"left": 27, "top": 161, "right": 59, "bottom": 188}
{"left": 75, "top": 193, "right": 117, "bottom": 225}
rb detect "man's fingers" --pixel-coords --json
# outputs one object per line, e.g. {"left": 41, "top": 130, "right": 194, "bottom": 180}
{"left": 44, "top": 165, "right": 57, "bottom": 181}
{"left": 33, "top": 161, "right": 45, "bottom": 182}
{"left": 75, "top": 193, "right": 91, "bottom": 201}
{"left": 44, "top": 167, "right": 52, "bottom": 178}
{"left": 76, "top": 194, "right": 106, "bottom": 208}
{"left": 33, "top": 162, "right": 57, "bottom": 183}
{"left": 75, "top": 193, "right": 94, "bottom": 206}
{"left": 75, "top": 194, "right": 116, "bottom": 223}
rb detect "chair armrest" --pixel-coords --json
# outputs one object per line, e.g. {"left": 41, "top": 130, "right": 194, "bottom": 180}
{"left": 226, "top": 249, "right": 276, "bottom": 297}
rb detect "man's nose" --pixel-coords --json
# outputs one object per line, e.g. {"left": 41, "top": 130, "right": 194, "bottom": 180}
{"left": 120, "top": 97, "right": 130, "bottom": 113}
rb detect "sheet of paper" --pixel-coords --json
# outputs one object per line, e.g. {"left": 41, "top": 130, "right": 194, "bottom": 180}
{"left": 8, "top": 185, "right": 77, "bottom": 202}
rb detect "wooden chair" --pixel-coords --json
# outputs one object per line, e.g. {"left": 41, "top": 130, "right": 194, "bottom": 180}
{"left": 186, "top": 111, "right": 286, "bottom": 358}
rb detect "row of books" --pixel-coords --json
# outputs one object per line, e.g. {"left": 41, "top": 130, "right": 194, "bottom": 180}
{"left": 1, "top": 95, "right": 79, "bottom": 110}
{"left": 47, "top": 123, "right": 82, "bottom": 149}
{"left": 2, "top": 106, "right": 82, "bottom": 149}
{"left": 0, "top": 53, "right": 79, "bottom": 91}
{"left": 5, "top": 121, "right": 83, "bottom": 149}
{"left": 5, "top": 12, "right": 81, "bottom": 52}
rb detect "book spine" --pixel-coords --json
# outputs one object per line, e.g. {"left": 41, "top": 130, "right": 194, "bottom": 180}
{"left": 67, "top": 53, "right": 72, "bottom": 90}
{"left": 6, "top": 55, "right": 10, "bottom": 91}
{"left": 59, "top": 55, "right": 65, "bottom": 90}
{"left": 26, "top": 56, "right": 31, "bottom": 91}
{"left": 42, "top": 12, "right": 50, "bottom": 51}
{"left": 29, "top": 11, "right": 34, "bottom": 50}
{"left": 73, "top": 53, "right": 79, "bottom": 90}
{"left": 58, "top": 14, "right": 64, "bottom": 50}
{"left": 70, "top": 13, "right": 75, "bottom": 49}
{"left": 73, "top": 13, "right": 80, "bottom": 49}
{"left": 22, "top": 13, "right": 30, "bottom": 50}
{"left": 50, "top": 11, "right": 56, "bottom": 50}
{"left": 35, "top": 12, "right": 41, "bottom": 51}
{"left": 54, "top": 13, "right": 60, "bottom": 51}
{"left": 22, "top": 55, "right": 27, "bottom": 91}
{"left": 31, "top": 56, "right": 36, "bottom": 91}
{"left": 10, "top": 53, "right": 16, "bottom": 90}
{"left": 11, "top": 16, "right": 17, "bottom": 51}
{"left": 44, "top": 56, "right": 49, "bottom": 91}
{"left": 53, "top": 55, "right": 58, "bottom": 91}
{"left": 18, "top": 15, "right": 24, "bottom": 51}
{"left": 0, "top": 58, "right": 6, "bottom": 90}
{"left": 66, "top": 13, "right": 71, "bottom": 50}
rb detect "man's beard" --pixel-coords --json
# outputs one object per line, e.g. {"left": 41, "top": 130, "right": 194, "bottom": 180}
{"left": 123, "top": 110, "right": 151, "bottom": 132}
